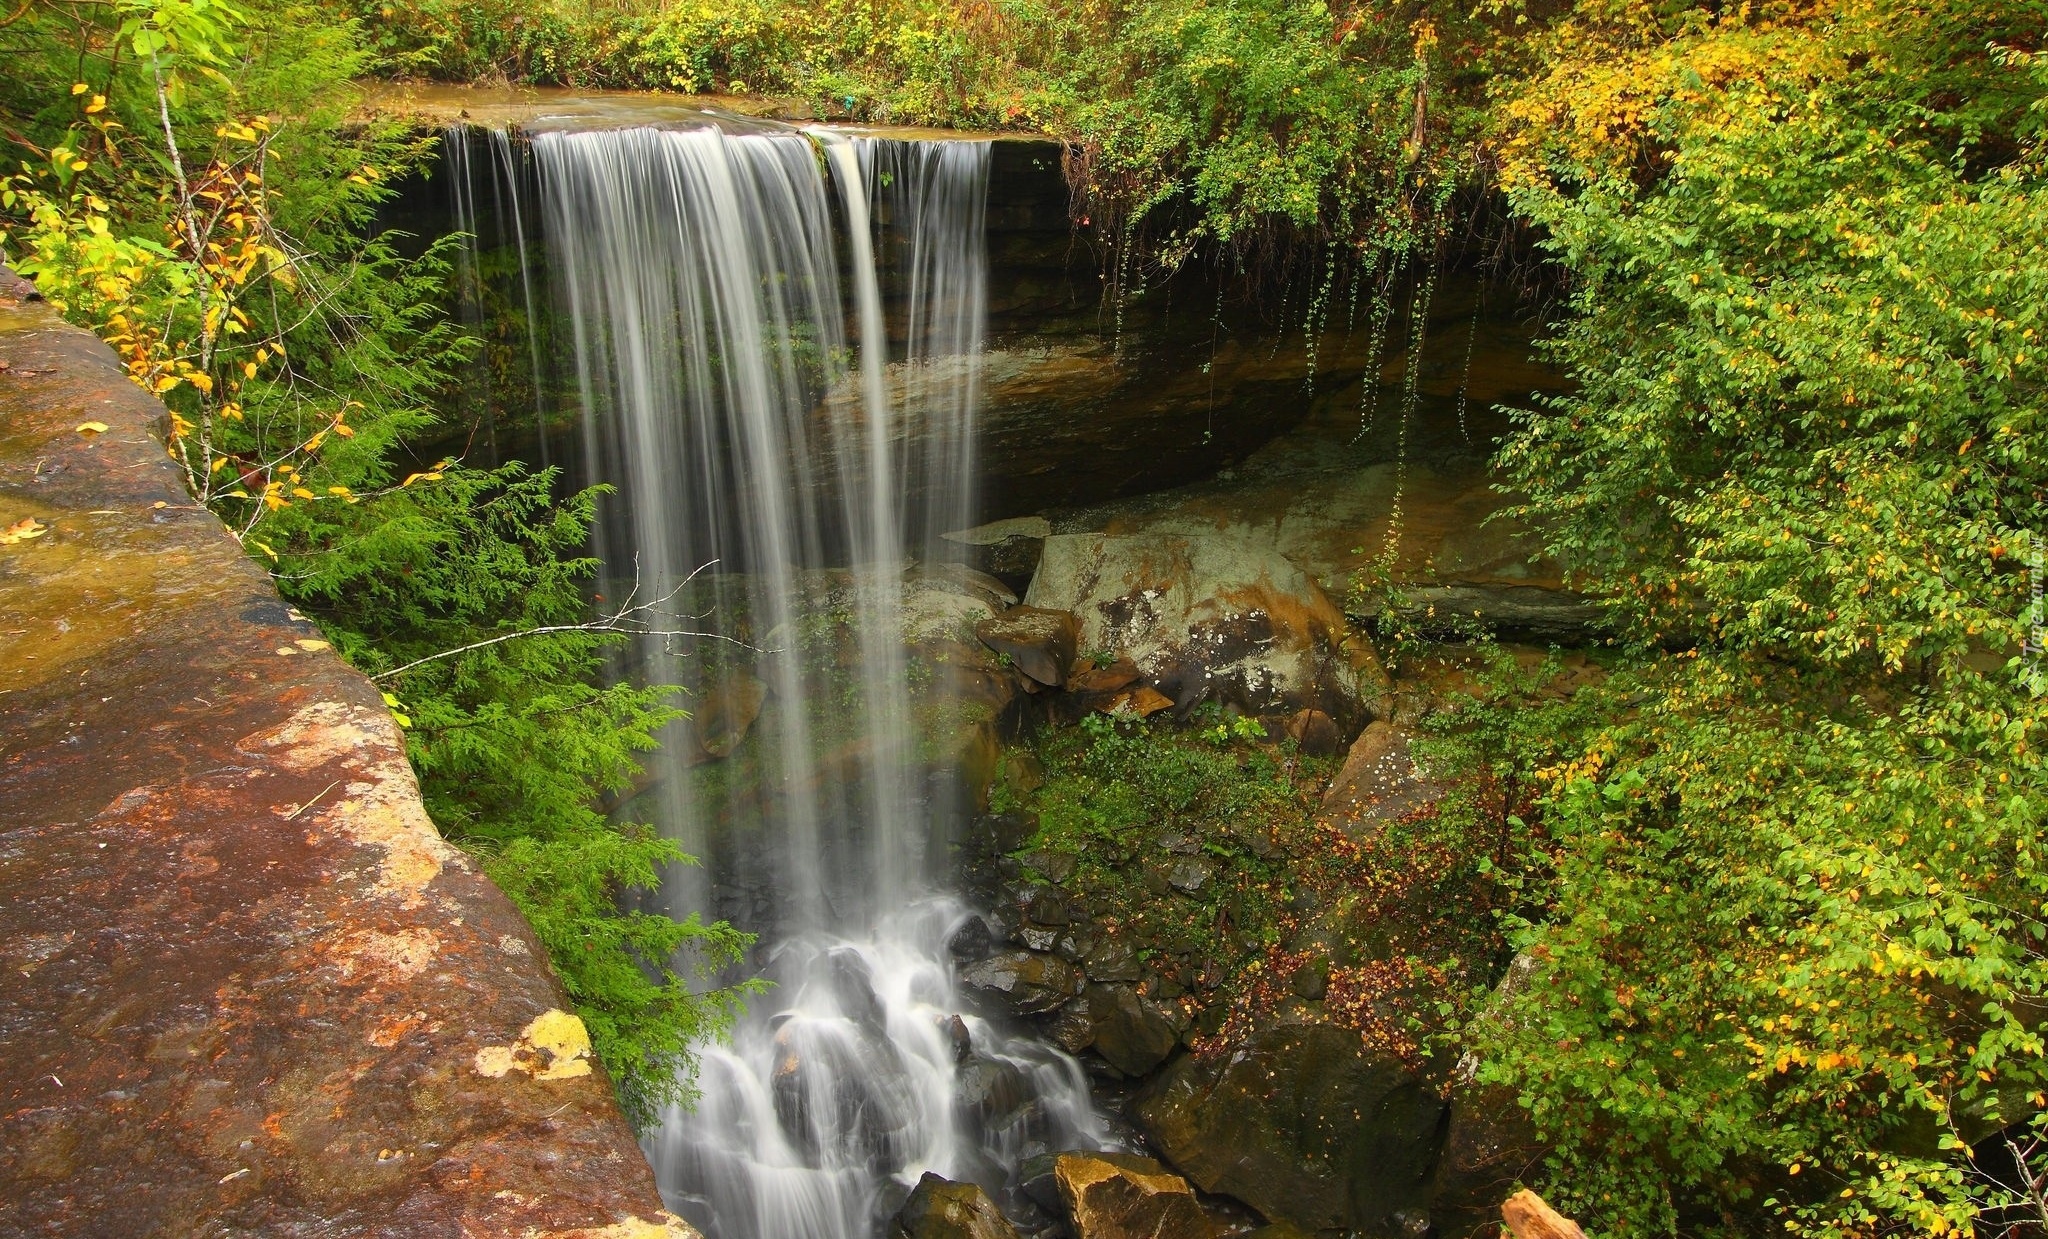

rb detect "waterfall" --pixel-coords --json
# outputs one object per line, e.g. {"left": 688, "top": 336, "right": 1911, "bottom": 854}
{"left": 445, "top": 127, "right": 548, "bottom": 466}
{"left": 449, "top": 118, "right": 1112, "bottom": 1238}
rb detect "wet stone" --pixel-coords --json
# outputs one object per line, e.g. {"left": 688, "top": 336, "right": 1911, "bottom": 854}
{"left": 1054, "top": 1152, "right": 1214, "bottom": 1239}
{"left": 893, "top": 1171, "right": 1023, "bottom": 1239}
{"left": 955, "top": 1056, "right": 1031, "bottom": 1127}
{"left": 1053, "top": 927, "right": 1096, "bottom": 963}
{"left": 1084, "top": 984, "right": 1181, "bottom": 1077}
{"left": 827, "top": 947, "right": 889, "bottom": 1033}
{"left": 941, "top": 1014, "right": 974, "bottom": 1062}
{"left": 976, "top": 812, "right": 1039, "bottom": 854}
{"left": 1290, "top": 954, "right": 1331, "bottom": 1001}
{"left": 949, "top": 915, "right": 996, "bottom": 962}
{"left": 1021, "top": 848, "right": 1077, "bottom": 884}
{"left": 1018, "top": 924, "right": 1060, "bottom": 952}
{"left": 957, "top": 950, "right": 1086, "bottom": 1017}
{"left": 1166, "top": 857, "right": 1217, "bottom": 894}
{"left": 1025, "top": 887, "right": 1073, "bottom": 925}
{"left": 1083, "top": 938, "right": 1142, "bottom": 983}
{"left": 1047, "top": 993, "right": 1097, "bottom": 1055}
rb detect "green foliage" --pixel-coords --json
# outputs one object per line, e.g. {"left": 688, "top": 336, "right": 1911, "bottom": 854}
{"left": 291, "top": 468, "right": 757, "bottom": 1125}
{"left": 1, "top": 0, "right": 752, "bottom": 1127}
{"left": 1469, "top": 3, "right": 2048, "bottom": 1233}
{"left": 347, "top": 0, "right": 1503, "bottom": 274}
{"left": 1024, "top": 709, "right": 1314, "bottom": 857}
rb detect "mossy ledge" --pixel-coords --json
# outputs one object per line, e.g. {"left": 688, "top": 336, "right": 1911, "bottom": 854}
{"left": 0, "top": 266, "right": 697, "bottom": 1238}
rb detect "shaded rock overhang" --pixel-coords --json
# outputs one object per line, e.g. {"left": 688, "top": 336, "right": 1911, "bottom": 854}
{"left": 0, "top": 269, "right": 693, "bottom": 1237}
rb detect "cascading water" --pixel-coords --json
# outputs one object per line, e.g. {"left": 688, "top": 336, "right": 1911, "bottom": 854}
{"left": 445, "top": 118, "right": 1113, "bottom": 1238}
{"left": 445, "top": 126, "right": 548, "bottom": 465}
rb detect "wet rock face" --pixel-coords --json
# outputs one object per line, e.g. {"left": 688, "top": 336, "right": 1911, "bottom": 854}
{"left": 1133, "top": 1025, "right": 1446, "bottom": 1235}
{"left": 0, "top": 280, "right": 688, "bottom": 1236}
{"left": 1026, "top": 532, "right": 1385, "bottom": 734}
{"left": 1053, "top": 1152, "right": 1214, "bottom": 1239}
{"left": 957, "top": 949, "right": 1087, "bottom": 1017}
{"left": 893, "top": 1172, "right": 1023, "bottom": 1239}
{"left": 695, "top": 674, "right": 767, "bottom": 759}
{"left": 1429, "top": 1081, "right": 1548, "bottom": 1239}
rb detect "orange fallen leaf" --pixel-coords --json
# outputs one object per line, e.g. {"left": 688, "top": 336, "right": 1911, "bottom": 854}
{"left": 0, "top": 517, "right": 48, "bottom": 545}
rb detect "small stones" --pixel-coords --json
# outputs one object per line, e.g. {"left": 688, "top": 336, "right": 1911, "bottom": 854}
{"left": 1019, "top": 848, "right": 1076, "bottom": 884}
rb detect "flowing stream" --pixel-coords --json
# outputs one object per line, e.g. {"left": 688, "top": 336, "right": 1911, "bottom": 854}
{"left": 445, "top": 118, "right": 1112, "bottom": 1239}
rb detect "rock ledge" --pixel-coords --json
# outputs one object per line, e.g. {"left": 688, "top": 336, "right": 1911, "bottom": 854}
{"left": 0, "top": 275, "right": 693, "bottom": 1236}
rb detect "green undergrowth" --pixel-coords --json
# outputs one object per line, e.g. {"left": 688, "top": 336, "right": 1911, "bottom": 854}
{"left": 993, "top": 701, "right": 1523, "bottom": 1064}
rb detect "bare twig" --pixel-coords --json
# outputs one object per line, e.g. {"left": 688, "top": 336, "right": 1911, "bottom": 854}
{"left": 370, "top": 561, "right": 769, "bottom": 682}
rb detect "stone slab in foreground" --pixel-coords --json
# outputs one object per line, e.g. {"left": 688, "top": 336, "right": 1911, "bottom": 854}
{"left": 0, "top": 274, "right": 693, "bottom": 1236}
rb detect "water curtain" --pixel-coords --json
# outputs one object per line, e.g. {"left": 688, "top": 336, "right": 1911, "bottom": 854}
{"left": 448, "top": 121, "right": 1108, "bottom": 1238}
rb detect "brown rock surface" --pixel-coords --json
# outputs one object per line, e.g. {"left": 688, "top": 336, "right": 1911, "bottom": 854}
{"left": 1321, "top": 722, "right": 1445, "bottom": 837}
{"left": 1502, "top": 1190, "right": 1587, "bottom": 1239}
{"left": 0, "top": 280, "right": 691, "bottom": 1235}
{"left": 1132, "top": 1023, "right": 1443, "bottom": 1234}
{"left": 1053, "top": 1152, "right": 1213, "bottom": 1239}
{"left": 695, "top": 673, "right": 767, "bottom": 759}
{"left": 956, "top": 949, "right": 1086, "bottom": 1016}
{"left": 1026, "top": 531, "right": 1385, "bottom": 731}
{"left": 974, "top": 605, "right": 1079, "bottom": 688}
{"left": 893, "top": 1171, "right": 1023, "bottom": 1239}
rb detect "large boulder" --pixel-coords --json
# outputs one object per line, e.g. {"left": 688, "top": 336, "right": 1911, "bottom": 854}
{"left": 694, "top": 674, "right": 766, "bottom": 760}
{"left": 1428, "top": 1081, "right": 1546, "bottom": 1239}
{"left": 1025, "top": 533, "right": 1384, "bottom": 733}
{"left": 1320, "top": 722, "right": 1445, "bottom": 839}
{"left": 1084, "top": 984, "right": 1181, "bottom": 1076}
{"left": 893, "top": 1172, "right": 1022, "bottom": 1239}
{"left": 954, "top": 1055, "right": 1031, "bottom": 1128}
{"left": 957, "top": 950, "right": 1085, "bottom": 1017}
{"left": 1429, "top": 954, "right": 1547, "bottom": 1239}
{"left": 1054, "top": 1152, "right": 1214, "bottom": 1239}
{"left": 902, "top": 576, "right": 1003, "bottom": 648}
{"left": 1133, "top": 1023, "right": 1445, "bottom": 1234}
